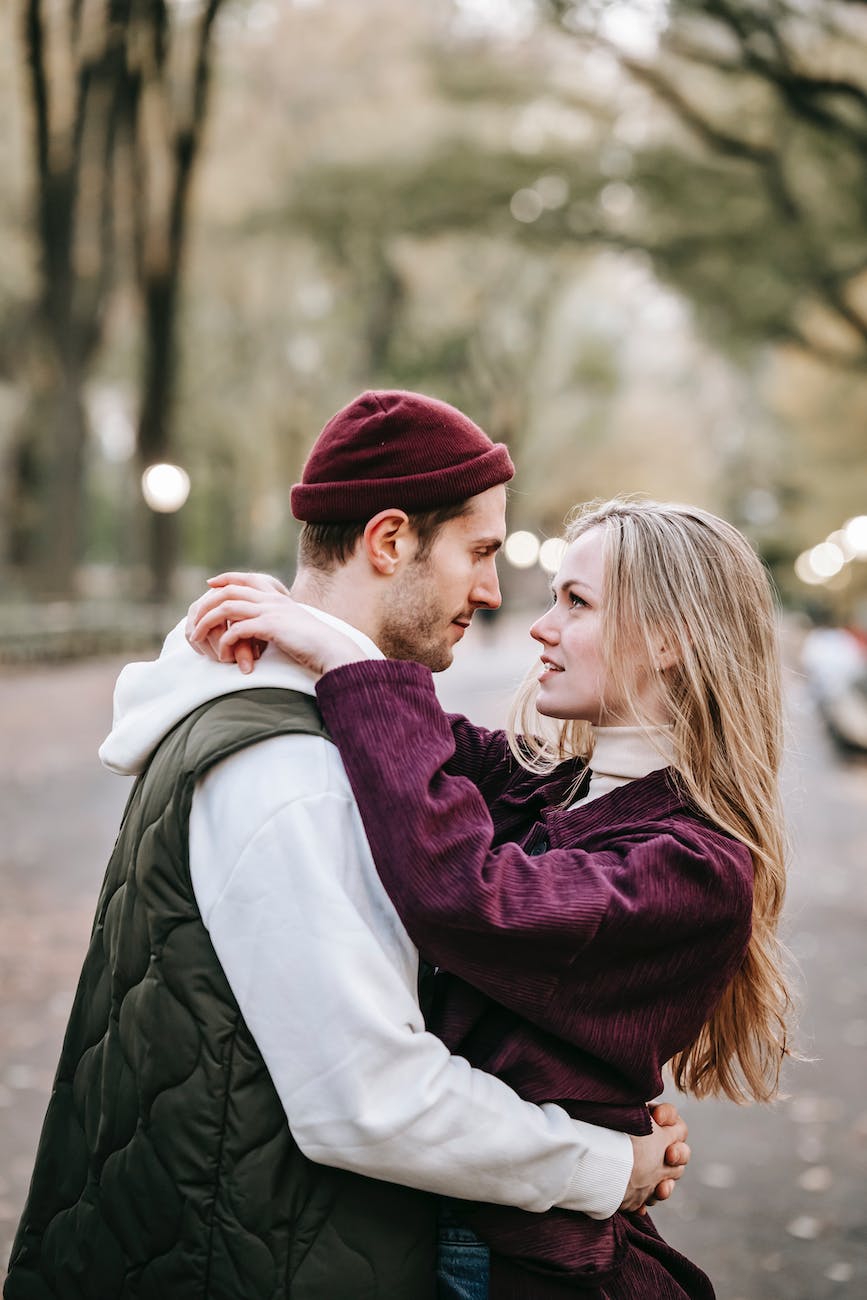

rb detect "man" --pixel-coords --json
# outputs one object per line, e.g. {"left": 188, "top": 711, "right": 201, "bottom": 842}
{"left": 5, "top": 391, "right": 687, "bottom": 1299}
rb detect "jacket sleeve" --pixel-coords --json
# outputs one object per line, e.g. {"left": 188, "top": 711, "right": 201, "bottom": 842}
{"left": 444, "top": 713, "right": 519, "bottom": 804}
{"left": 315, "top": 660, "right": 751, "bottom": 1026}
{"left": 189, "top": 733, "right": 633, "bottom": 1218}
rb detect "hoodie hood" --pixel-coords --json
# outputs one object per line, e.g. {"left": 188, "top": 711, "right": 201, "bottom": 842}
{"left": 99, "top": 608, "right": 382, "bottom": 776}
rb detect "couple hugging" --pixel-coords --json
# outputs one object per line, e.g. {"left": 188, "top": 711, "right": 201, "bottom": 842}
{"left": 6, "top": 390, "right": 790, "bottom": 1300}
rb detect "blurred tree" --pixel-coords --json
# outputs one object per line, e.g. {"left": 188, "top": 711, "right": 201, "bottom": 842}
{"left": 281, "top": 0, "right": 865, "bottom": 554}
{"left": 10, "top": 0, "right": 223, "bottom": 598}
{"left": 6, "top": 0, "right": 854, "bottom": 599}
{"left": 186, "top": 0, "right": 782, "bottom": 549}
{"left": 543, "top": 0, "right": 867, "bottom": 370}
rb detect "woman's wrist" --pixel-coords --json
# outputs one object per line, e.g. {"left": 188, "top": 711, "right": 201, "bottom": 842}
{"left": 319, "top": 646, "right": 370, "bottom": 675}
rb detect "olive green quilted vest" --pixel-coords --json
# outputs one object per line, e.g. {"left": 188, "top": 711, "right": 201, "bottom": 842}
{"left": 5, "top": 689, "right": 436, "bottom": 1300}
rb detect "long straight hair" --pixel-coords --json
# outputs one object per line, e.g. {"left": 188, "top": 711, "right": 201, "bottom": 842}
{"left": 509, "top": 498, "right": 791, "bottom": 1103}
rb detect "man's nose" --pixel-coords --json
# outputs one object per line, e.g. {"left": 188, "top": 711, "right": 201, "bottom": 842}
{"left": 472, "top": 560, "right": 502, "bottom": 610}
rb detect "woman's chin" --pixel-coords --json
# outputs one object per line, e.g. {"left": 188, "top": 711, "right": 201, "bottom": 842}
{"left": 537, "top": 694, "right": 594, "bottom": 724}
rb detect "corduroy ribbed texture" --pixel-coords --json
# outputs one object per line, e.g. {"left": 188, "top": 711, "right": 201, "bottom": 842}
{"left": 290, "top": 390, "right": 514, "bottom": 522}
{"left": 315, "top": 659, "right": 754, "bottom": 1299}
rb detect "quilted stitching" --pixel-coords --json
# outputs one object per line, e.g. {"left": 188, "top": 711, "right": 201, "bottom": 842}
{"left": 5, "top": 691, "right": 436, "bottom": 1299}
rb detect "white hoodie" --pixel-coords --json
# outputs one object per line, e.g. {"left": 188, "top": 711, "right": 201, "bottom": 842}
{"left": 99, "top": 614, "right": 632, "bottom": 1217}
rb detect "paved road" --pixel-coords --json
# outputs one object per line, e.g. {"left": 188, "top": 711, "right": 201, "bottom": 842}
{"left": 1, "top": 621, "right": 866, "bottom": 1296}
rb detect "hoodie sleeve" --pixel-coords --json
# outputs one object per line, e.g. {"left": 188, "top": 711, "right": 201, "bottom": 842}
{"left": 189, "top": 732, "right": 633, "bottom": 1218}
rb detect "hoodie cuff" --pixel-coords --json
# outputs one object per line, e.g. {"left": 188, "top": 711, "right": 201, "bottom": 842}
{"left": 559, "top": 1124, "right": 633, "bottom": 1219}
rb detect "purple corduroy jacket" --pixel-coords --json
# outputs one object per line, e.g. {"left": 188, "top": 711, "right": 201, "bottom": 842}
{"left": 315, "top": 661, "right": 754, "bottom": 1299}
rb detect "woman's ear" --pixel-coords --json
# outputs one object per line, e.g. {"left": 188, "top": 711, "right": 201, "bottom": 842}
{"left": 362, "top": 509, "right": 412, "bottom": 576}
{"left": 655, "top": 638, "right": 681, "bottom": 671}
{"left": 650, "top": 622, "right": 682, "bottom": 671}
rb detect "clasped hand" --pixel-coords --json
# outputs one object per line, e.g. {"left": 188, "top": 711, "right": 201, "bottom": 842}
{"left": 623, "top": 1103, "right": 691, "bottom": 1215}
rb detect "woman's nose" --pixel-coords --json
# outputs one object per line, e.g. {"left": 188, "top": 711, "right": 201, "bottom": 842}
{"left": 530, "top": 608, "right": 558, "bottom": 645}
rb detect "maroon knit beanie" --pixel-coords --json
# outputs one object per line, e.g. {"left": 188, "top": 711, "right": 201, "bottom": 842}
{"left": 290, "top": 390, "right": 514, "bottom": 523}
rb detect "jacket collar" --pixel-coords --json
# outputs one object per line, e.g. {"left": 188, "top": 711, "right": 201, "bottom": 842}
{"left": 544, "top": 767, "right": 689, "bottom": 847}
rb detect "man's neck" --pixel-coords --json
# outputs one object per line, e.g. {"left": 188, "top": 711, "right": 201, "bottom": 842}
{"left": 290, "top": 567, "right": 380, "bottom": 646}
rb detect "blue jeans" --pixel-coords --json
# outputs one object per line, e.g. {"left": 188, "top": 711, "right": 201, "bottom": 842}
{"left": 436, "top": 1203, "right": 490, "bottom": 1300}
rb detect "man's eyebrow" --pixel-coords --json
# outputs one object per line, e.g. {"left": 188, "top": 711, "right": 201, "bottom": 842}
{"left": 476, "top": 536, "right": 503, "bottom": 551}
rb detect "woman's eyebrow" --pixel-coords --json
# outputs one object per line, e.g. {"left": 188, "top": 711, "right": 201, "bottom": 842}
{"left": 555, "top": 577, "right": 595, "bottom": 596}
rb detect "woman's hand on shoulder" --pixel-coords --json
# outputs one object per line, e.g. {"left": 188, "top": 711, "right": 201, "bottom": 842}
{"left": 186, "top": 572, "right": 285, "bottom": 672}
{"left": 185, "top": 571, "right": 364, "bottom": 678}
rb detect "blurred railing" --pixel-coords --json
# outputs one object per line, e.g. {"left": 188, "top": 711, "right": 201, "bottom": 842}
{"left": 0, "top": 602, "right": 181, "bottom": 665}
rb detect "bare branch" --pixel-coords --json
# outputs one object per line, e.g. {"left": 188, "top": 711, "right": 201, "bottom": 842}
{"left": 778, "top": 324, "right": 867, "bottom": 371}
{"left": 597, "top": 43, "right": 778, "bottom": 164}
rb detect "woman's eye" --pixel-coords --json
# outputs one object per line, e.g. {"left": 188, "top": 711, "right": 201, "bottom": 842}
{"left": 568, "top": 592, "right": 586, "bottom": 608}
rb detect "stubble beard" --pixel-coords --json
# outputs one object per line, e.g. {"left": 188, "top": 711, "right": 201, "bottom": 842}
{"left": 376, "top": 559, "right": 456, "bottom": 672}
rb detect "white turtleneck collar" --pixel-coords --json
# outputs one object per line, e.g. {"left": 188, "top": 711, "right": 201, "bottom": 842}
{"left": 569, "top": 725, "right": 676, "bottom": 809}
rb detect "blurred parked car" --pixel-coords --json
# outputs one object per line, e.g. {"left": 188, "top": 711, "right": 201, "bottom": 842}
{"left": 801, "top": 625, "right": 867, "bottom": 752}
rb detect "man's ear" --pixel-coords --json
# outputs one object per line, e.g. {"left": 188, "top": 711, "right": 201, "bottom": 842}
{"left": 362, "top": 509, "right": 414, "bottom": 575}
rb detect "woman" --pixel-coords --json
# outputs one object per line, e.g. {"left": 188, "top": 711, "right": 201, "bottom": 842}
{"left": 190, "top": 498, "right": 791, "bottom": 1299}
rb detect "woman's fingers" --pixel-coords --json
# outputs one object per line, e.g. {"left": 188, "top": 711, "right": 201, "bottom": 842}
{"left": 218, "top": 618, "right": 268, "bottom": 656}
{"left": 186, "top": 576, "right": 289, "bottom": 657}
{"left": 192, "top": 597, "right": 272, "bottom": 643}
{"left": 207, "top": 571, "right": 289, "bottom": 595}
{"left": 184, "top": 583, "right": 274, "bottom": 670}
{"left": 186, "top": 585, "right": 252, "bottom": 644}
{"left": 188, "top": 584, "right": 360, "bottom": 675}
{"left": 190, "top": 592, "right": 275, "bottom": 642}
{"left": 665, "top": 1141, "right": 691, "bottom": 1169}
{"left": 233, "top": 638, "right": 258, "bottom": 675}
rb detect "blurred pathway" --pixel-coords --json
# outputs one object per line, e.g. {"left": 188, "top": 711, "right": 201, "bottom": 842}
{"left": 0, "top": 657, "right": 132, "bottom": 1260}
{"left": 1, "top": 626, "right": 866, "bottom": 1296}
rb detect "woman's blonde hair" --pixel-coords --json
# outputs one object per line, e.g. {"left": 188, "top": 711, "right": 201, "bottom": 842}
{"left": 509, "top": 497, "right": 791, "bottom": 1103}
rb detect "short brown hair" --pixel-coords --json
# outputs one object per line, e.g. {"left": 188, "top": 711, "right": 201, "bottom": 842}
{"left": 298, "top": 501, "right": 470, "bottom": 572}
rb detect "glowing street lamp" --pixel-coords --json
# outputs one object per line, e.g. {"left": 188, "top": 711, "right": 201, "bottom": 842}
{"left": 794, "top": 552, "right": 826, "bottom": 586}
{"left": 141, "top": 463, "right": 191, "bottom": 514}
{"left": 539, "top": 537, "right": 567, "bottom": 575}
{"left": 808, "top": 541, "right": 845, "bottom": 580}
{"left": 504, "top": 530, "right": 540, "bottom": 569}
{"left": 826, "top": 529, "right": 856, "bottom": 562}
{"left": 843, "top": 515, "right": 867, "bottom": 558}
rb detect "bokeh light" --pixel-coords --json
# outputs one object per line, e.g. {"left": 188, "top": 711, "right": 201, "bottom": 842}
{"left": 843, "top": 515, "right": 867, "bottom": 558}
{"left": 141, "top": 463, "right": 191, "bottom": 514}
{"left": 504, "top": 530, "right": 540, "bottom": 568}
{"left": 539, "top": 537, "right": 567, "bottom": 574}
{"left": 510, "top": 188, "right": 544, "bottom": 223}
{"left": 808, "top": 541, "right": 845, "bottom": 580}
{"left": 794, "top": 551, "right": 826, "bottom": 585}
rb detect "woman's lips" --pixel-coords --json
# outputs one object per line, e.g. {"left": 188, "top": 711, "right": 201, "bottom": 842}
{"left": 538, "top": 658, "right": 564, "bottom": 682}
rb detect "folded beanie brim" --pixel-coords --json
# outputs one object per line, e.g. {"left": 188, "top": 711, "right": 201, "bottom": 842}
{"left": 291, "top": 440, "right": 514, "bottom": 522}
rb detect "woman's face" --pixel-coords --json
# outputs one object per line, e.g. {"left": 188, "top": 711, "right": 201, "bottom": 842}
{"left": 530, "top": 527, "right": 666, "bottom": 726}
